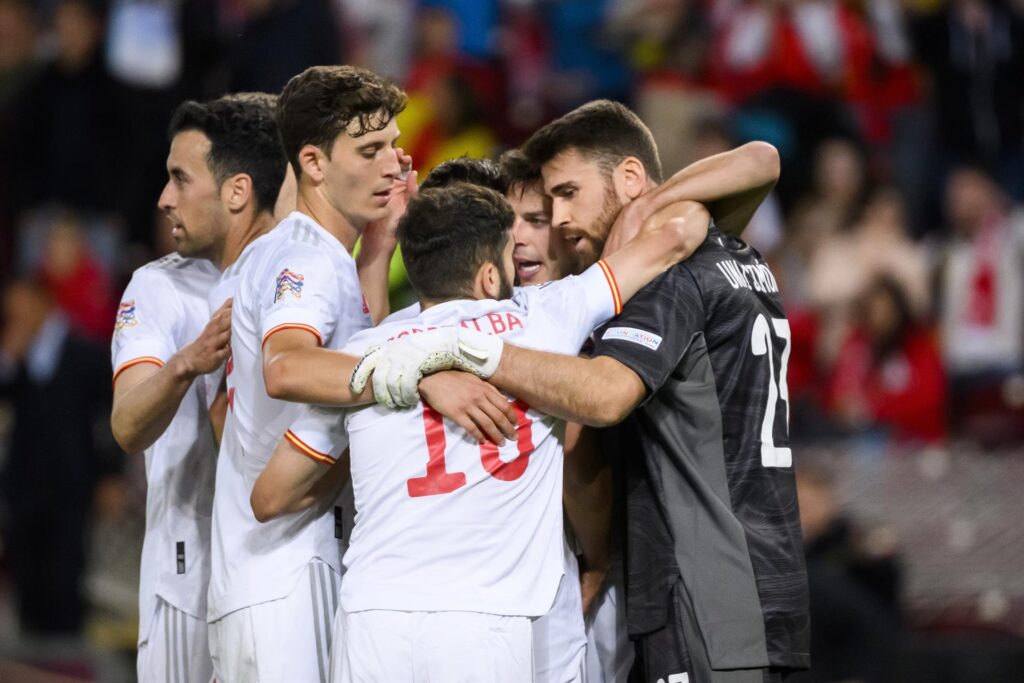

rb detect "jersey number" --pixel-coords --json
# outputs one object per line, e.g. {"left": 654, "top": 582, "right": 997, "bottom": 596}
{"left": 408, "top": 401, "right": 535, "bottom": 497}
{"left": 750, "top": 314, "right": 792, "bottom": 468}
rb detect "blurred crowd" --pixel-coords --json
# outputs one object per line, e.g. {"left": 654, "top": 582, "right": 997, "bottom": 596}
{"left": 0, "top": 0, "right": 1023, "bottom": 678}
{"left": 2, "top": 0, "right": 1023, "bottom": 452}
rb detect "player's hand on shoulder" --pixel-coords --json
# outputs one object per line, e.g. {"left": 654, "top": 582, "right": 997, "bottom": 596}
{"left": 177, "top": 298, "right": 232, "bottom": 378}
{"left": 420, "top": 372, "right": 517, "bottom": 445}
{"left": 349, "top": 326, "right": 505, "bottom": 409}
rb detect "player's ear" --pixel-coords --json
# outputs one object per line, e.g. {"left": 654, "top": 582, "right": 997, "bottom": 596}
{"left": 298, "top": 144, "right": 325, "bottom": 184}
{"left": 478, "top": 261, "right": 501, "bottom": 299}
{"left": 615, "top": 157, "right": 647, "bottom": 201}
{"left": 222, "top": 173, "right": 253, "bottom": 213}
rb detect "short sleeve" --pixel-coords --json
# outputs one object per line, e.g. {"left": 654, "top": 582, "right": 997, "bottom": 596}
{"left": 591, "top": 264, "right": 705, "bottom": 400}
{"left": 285, "top": 404, "right": 349, "bottom": 466}
{"left": 111, "top": 269, "right": 182, "bottom": 381}
{"left": 520, "top": 259, "right": 621, "bottom": 350}
{"left": 259, "top": 244, "right": 340, "bottom": 347}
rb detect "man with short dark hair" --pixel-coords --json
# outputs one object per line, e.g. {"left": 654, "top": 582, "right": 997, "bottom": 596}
{"left": 277, "top": 182, "right": 711, "bottom": 681}
{"left": 110, "top": 92, "right": 287, "bottom": 683}
{"left": 418, "top": 155, "right": 508, "bottom": 194}
{"left": 203, "top": 65, "right": 410, "bottom": 682}
{"left": 206, "top": 66, "right": 516, "bottom": 682}
{"left": 361, "top": 100, "right": 810, "bottom": 683}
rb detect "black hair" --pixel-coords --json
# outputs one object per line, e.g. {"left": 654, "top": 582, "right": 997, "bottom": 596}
{"left": 277, "top": 65, "right": 407, "bottom": 176}
{"left": 398, "top": 183, "right": 514, "bottom": 301}
{"left": 522, "top": 99, "right": 663, "bottom": 183}
{"left": 498, "top": 148, "right": 541, "bottom": 195}
{"left": 419, "top": 156, "right": 507, "bottom": 194}
{"left": 168, "top": 92, "right": 286, "bottom": 214}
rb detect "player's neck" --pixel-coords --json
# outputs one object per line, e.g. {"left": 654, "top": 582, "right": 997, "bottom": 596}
{"left": 217, "top": 211, "right": 277, "bottom": 271}
{"left": 295, "top": 189, "right": 361, "bottom": 254}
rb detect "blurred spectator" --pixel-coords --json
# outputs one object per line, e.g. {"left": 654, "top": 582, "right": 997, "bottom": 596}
{"left": 938, "top": 167, "right": 1024, "bottom": 376}
{"left": 807, "top": 186, "right": 931, "bottom": 364}
{"left": 913, "top": 0, "right": 1024, "bottom": 198}
{"left": 937, "top": 166, "right": 1024, "bottom": 440}
{"left": 337, "top": 0, "right": 415, "bottom": 80}
{"left": 826, "top": 276, "right": 948, "bottom": 444}
{"left": 110, "top": 0, "right": 223, "bottom": 252}
{"left": 400, "top": 7, "right": 502, "bottom": 172}
{"left": 793, "top": 461, "right": 903, "bottom": 683}
{"left": 18, "top": 0, "right": 118, "bottom": 215}
{"left": 0, "top": 278, "right": 119, "bottom": 637}
{"left": 541, "top": 0, "right": 632, "bottom": 109}
{"left": 784, "top": 137, "right": 869, "bottom": 308}
{"left": 0, "top": 0, "right": 39, "bottom": 273}
{"left": 228, "top": 0, "right": 339, "bottom": 94}
{"left": 35, "top": 213, "right": 115, "bottom": 344}
{"left": 421, "top": 0, "right": 500, "bottom": 60}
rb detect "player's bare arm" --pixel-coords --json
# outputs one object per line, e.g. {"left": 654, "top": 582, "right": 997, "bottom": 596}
{"left": 563, "top": 421, "right": 612, "bottom": 614}
{"left": 351, "top": 201, "right": 710, "bottom": 408}
{"left": 491, "top": 352, "right": 644, "bottom": 427}
{"left": 252, "top": 370, "right": 517, "bottom": 523}
{"left": 262, "top": 327, "right": 374, "bottom": 406}
{"left": 251, "top": 445, "right": 351, "bottom": 522}
{"left": 357, "top": 148, "right": 416, "bottom": 324}
{"left": 604, "top": 141, "right": 779, "bottom": 254}
{"left": 111, "top": 299, "right": 232, "bottom": 454}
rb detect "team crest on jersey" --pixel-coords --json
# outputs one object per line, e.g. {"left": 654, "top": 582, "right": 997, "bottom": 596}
{"left": 115, "top": 300, "right": 138, "bottom": 332}
{"left": 274, "top": 268, "right": 304, "bottom": 302}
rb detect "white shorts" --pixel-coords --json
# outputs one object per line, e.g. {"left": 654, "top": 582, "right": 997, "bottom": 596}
{"left": 331, "top": 609, "right": 534, "bottom": 683}
{"left": 138, "top": 597, "right": 214, "bottom": 683}
{"left": 208, "top": 559, "right": 339, "bottom": 683}
{"left": 532, "top": 564, "right": 586, "bottom": 682}
{"left": 585, "top": 560, "right": 633, "bottom": 683}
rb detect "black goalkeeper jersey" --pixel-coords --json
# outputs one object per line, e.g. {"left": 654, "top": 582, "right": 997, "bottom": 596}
{"left": 592, "top": 226, "right": 810, "bottom": 671}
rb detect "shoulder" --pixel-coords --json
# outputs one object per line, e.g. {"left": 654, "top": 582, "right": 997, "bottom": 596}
{"left": 343, "top": 319, "right": 417, "bottom": 354}
{"left": 248, "top": 224, "right": 336, "bottom": 284}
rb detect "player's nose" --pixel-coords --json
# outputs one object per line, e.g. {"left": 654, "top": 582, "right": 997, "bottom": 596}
{"left": 550, "top": 199, "right": 571, "bottom": 229}
{"left": 157, "top": 180, "right": 176, "bottom": 212}
{"left": 381, "top": 148, "right": 402, "bottom": 178}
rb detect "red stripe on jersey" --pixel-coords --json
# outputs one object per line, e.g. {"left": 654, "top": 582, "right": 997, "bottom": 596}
{"left": 597, "top": 259, "right": 623, "bottom": 315}
{"left": 284, "top": 429, "right": 336, "bottom": 466}
{"left": 112, "top": 356, "right": 165, "bottom": 386}
{"left": 262, "top": 323, "right": 324, "bottom": 348}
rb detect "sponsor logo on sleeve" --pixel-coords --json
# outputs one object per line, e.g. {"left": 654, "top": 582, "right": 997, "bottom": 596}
{"left": 115, "top": 300, "right": 138, "bottom": 332}
{"left": 601, "top": 326, "right": 662, "bottom": 350}
{"left": 274, "top": 268, "right": 304, "bottom": 302}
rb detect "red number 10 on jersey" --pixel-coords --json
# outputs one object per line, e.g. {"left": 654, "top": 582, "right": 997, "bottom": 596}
{"left": 408, "top": 401, "right": 535, "bottom": 498}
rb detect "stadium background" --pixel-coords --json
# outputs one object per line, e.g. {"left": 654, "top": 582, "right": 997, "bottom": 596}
{"left": 0, "top": 0, "right": 1022, "bottom": 680}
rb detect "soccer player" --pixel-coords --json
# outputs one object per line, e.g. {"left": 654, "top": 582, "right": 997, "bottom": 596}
{"left": 110, "top": 93, "right": 287, "bottom": 683}
{"left": 205, "top": 66, "right": 516, "bottom": 682}
{"left": 361, "top": 100, "right": 809, "bottom": 682}
{"left": 279, "top": 182, "right": 711, "bottom": 681}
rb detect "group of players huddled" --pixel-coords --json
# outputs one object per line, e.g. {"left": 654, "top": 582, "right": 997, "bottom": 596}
{"left": 111, "top": 64, "right": 810, "bottom": 683}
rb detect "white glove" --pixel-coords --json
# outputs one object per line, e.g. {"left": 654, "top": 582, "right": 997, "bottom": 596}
{"left": 349, "top": 326, "right": 504, "bottom": 408}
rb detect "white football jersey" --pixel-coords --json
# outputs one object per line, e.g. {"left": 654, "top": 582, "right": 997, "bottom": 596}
{"left": 207, "top": 212, "right": 370, "bottom": 622}
{"left": 111, "top": 253, "right": 219, "bottom": 644}
{"left": 288, "top": 261, "right": 621, "bottom": 617}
